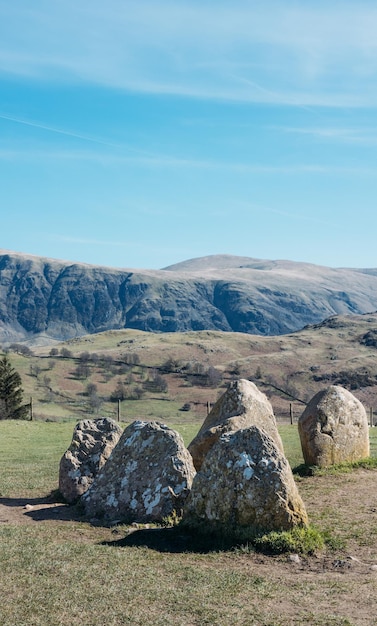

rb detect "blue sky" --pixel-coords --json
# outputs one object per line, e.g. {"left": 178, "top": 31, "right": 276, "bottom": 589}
{"left": 1, "top": 1, "right": 377, "bottom": 270}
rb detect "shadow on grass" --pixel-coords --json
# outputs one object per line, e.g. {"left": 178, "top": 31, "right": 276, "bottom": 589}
{"left": 292, "top": 464, "right": 315, "bottom": 477}
{"left": 101, "top": 526, "right": 235, "bottom": 554}
{"left": 0, "top": 492, "right": 84, "bottom": 523}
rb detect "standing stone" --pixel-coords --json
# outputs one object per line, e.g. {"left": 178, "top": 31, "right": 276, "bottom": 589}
{"left": 298, "top": 385, "right": 370, "bottom": 467}
{"left": 183, "top": 426, "right": 308, "bottom": 533}
{"left": 81, "top": 420, "right": 196, "bottom": 523}
{"left": 188, "top": 379, "right": 284, "bottom": 471}
{"left": 59, "top": 418, "right": 123, "bottom": 504}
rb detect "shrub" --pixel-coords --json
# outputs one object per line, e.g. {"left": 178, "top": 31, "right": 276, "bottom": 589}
{"left": 179, "top": 402, "right": 191, "bottom": 412}
{"left": 253, "top": 526, "right": 324, "bottom": 555}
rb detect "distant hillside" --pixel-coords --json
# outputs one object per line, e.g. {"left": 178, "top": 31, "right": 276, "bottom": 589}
{"left": 1, "top": 250, "right": 377, "bottom": 344}
{"left": 12, "top": 311, "right": 377, "bottom": 423}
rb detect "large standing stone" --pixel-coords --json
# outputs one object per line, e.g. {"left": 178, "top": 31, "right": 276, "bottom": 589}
{"left": 81, "top": 420, "right": 196, "bottom": 523}
{"left": 59, "top": 418, "right": 123, "bottom": 504}
{"left": 183, "top": 426, "right": 308, "bottom": 532}
{"left": 188, "top": 379, "right": 284, "bottom": 471}
{"left": 298, "top": 385, "right": 370, "bottom": 467}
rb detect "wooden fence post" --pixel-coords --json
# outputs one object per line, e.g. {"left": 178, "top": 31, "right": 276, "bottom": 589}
{"left": 30, "top": 396, "right": 33, "bottom": 421}
{"left": 289, "top": 403, "right": 293, "bottom": 425}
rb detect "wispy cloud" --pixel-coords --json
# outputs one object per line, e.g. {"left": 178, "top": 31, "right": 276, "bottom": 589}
{"left": 1, "top": 142, "right": 376, "bottom": 177}
{"left": 2, "top": 2, "right": 377, "bottom": 107}
{"left": 280, "top": 126, "right": 377, "bottom": 146}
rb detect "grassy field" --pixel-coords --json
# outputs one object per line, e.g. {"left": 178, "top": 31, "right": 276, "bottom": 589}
{"left": 1, "top": 421, "right": 377, "bottom": 625}
{"left": 0, "top": 420, "right": 311, "bottom": 498}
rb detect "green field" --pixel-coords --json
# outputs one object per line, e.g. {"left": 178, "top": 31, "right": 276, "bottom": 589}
{"left": 0, "top": 419, "right": 201, "bottom": 498}
{"left": 1, "top": 419, "right": 377, "bottom": 498}
{"left": 1, "top": 420, "right": 377, "bottom": 625}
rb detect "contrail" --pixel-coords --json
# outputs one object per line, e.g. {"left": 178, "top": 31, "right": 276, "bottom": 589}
{"left": 0, "top": 112, "right": 151, "bottom": 155}
{"left": 0, "top": 112, "right": 115, "bottom": 145}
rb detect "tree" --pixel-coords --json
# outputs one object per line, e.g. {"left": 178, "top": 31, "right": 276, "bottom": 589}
{"left": 0, "top": 355, "right": 29, "bottom": 420}
{"left": 9, "top": 343, "right": 33, "bottom": 357}
{"left": 110, "top": 380, "right": 127, "bottom": 402}
{"left": 73, "top": 362, "right": 91, "bottom": 380}
{"left": 205, "top": 366, "right": 222, "bottom": 388}
{"left": 60, "top": 347, "right": 73, "bottom": 358}
{"left": 87, "top": 392, "right": 102, "bottom": 414}
{"left": 86, "top": 382, "right": 98, "bottom": 396}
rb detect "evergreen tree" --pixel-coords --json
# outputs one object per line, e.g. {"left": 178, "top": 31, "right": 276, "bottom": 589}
{"left": 0, "top": 355, "right": 29, "bottom": 420}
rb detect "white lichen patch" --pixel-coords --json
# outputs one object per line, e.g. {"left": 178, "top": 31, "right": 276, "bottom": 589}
{"left": 142, "top": 484, "right": 162, "bottom": 515}
{"left": 91, "top": 453, "right": 101, "bottom": 465}
{"left": 106, "top": 492, "right": 118, "bottom": 509}
{"left": 171, "top": 482, "right": 186, "bottom": 496}
{"left": 234, "top": 451, "right": 255, "bottom": 480}
{"left": 258, "top": 457, "right": 275, "bottom": 471}
{"left": 126, "top": 460, "right": 138, "bottom": 473}
{"left": 68, "top": 468, "right": 82, "bottom": 479}
{"left": 123, "top": 429, "right": 142, "bottom": 448}
{"left": 140, "top": 435, "right": 155, "bottom": 451}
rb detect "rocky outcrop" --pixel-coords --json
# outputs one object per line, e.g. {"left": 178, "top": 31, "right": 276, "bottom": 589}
{"left": 298, "top": 385, "right": 370, "bottom": 467}
{"left": 188, "top": 379, "right": 284, "bottom": 471}
{"left": 59, "top": 418, "right": 123, "bottom": 503}
{"left": 81, "top": 420, "right": 196, "bottom": 523}
{"left": 3, "top": 251, "right": 377, "bottom": 343}
{"left": 183, "top": 426, "right": 308, "bottom": 533}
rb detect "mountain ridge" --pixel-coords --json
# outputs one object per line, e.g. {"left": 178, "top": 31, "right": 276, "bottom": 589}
{"left": 1, "top": 249, "right": 377, "bottom": 345}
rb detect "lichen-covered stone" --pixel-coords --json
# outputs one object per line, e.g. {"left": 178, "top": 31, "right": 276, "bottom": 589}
{"left": 81, "top": 420, "right": 196, "bottom": 523}
{"left": 59, "top": 418, "right": 123, "bottom": 504}
{"left": 188, "top": 379, "right": 284, "bottom": 471}
{"left": 298, "top": 385, "right": 370, "bottom": 467}
{"left": 183, "top": 426, "right": 308, "bottom": 532}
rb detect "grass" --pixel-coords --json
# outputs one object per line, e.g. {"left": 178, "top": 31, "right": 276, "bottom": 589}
{"left": 1, "top": 420, "right": 377, "bottom": 625}
{"left": 1, "top": 420, "right": 376, "bottom": 498}
{"left": 0, "top": 420, "right": 75, "bottom": 497}
{"left": 0, "top": 525, "right": 281, "bottom": 626}
{"left": 0, "top": 520, "right": 360, "bottom": 626}
{"left": 0, "top": 419, "right": 200, "bottom": 498}
{"left": 0, "top": 422, "right": 303, "bottom": 499}
{"left": 253, "top": 526, "right": 325, "bottom": 555}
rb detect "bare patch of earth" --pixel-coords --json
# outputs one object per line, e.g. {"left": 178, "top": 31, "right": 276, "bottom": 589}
{"left": 0, "top": 495, "right": 83, "bottom": 525}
